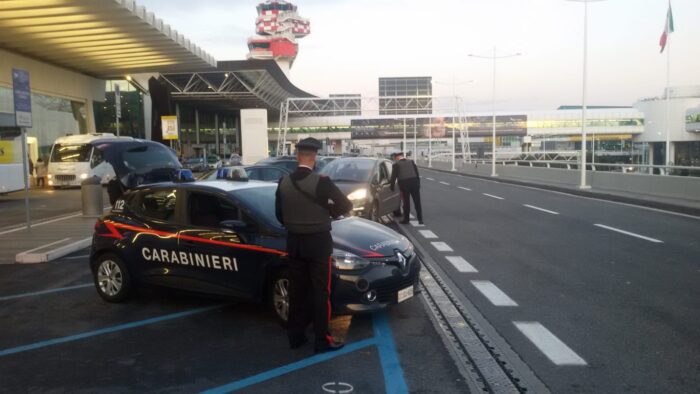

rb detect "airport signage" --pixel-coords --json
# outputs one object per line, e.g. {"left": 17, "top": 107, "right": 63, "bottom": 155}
{"left": 114, "top": 84, "right": 121, "bottom": 118}
{"left": 12, "top": 68, "right": 32, "bottom": 128}
{"left": 161, "top": 116, "right": 179, "bottom": 140}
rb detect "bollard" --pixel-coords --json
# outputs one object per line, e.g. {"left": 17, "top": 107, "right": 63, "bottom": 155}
{"left": 81, "top": 176, "right": 103, "bottom": 217}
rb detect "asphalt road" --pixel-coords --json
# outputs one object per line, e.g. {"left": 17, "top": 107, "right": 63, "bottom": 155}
{"left": 402, "top": 167, "right": 700, "bottom": 393}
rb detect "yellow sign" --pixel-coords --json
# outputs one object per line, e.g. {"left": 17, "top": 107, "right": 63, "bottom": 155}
{"left": 0, "top": 141, "right": 14, "bottom": 164}
{"left": 161, "top": 116, "right": 179, "bottom": 140}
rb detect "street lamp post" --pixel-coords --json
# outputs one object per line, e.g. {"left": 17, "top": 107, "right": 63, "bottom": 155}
{"left": 433, "top": 79, "right": 474, "bottom": 171}
{"left": 469, "top": 48, "right": 521, "bottom": 177}
{"left": 568, "top": 0, "right": 605, "bottom": 189}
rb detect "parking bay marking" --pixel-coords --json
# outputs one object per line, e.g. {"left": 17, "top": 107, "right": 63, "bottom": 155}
{"left": 458, "top": 186, "right": 471, "bottom": 191}
{"left": 445, "top": 256, "right": 478, "bottom": 273}
{"left": 439, "top": 181, "right": 450, "bottom": 186}
{"left": 425, "top": 177, "right": 435, "bottom": 181}
{"left": 482, "top": 193, "right": 504, "bottom": 200}
{"left": 523, "top": 204, "right": 559, "bottom": 215}
{"left": 470, "top": 280, "right": 518, "bottom": 306}
{"left": 0, "top": 305, "right": 223, "bottom": 357}
{"left": 418, "top": 230, "right": 437, "bottom": 239}
{"left": 593, "top": 224, "right": 663, "bottom": 243}
{"left": 431, "top": 242, "right": 453, "bottom": 252}
{"left": 0, "top": 283, "right": 92, "bottom": 302}
{"left": 409, "top": 221, "right": 424, "bottom": 227}
{"left": 514, "top": 322, "right": 587, "bottom": 366}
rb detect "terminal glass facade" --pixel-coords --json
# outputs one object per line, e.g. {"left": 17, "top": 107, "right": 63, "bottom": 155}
{"left": 379, "top": 77, "right": 432, "bottom": 115}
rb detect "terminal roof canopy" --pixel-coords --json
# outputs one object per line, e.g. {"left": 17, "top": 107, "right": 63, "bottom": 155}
{"left": 159, "top": 60, "right": 315, "bottom": 113}
{"left": 0, "top": 0, "right": 216, "bottom": 78}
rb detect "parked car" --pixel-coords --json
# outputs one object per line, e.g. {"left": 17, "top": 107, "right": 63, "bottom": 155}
{"left": 318, "top": 157, "right": 401, "bottom": 221}
{"left": 198, "top": 165, "right": 291, "bottom": 182}
{"left": 223, "top": 153, "right": 242, "bottom": 166}
{"left": 256, "top": 156, "right": 298, "bottom": 172}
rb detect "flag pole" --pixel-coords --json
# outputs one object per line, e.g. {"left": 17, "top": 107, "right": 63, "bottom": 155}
{"left": 664, "top": 22, "right": 671, "bottom": 173}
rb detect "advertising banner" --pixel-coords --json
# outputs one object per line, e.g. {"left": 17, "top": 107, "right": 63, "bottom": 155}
{"left": 161, "top": 116, "right": 179, "bottom": 140}
{"left": 350, "top": 115, "right": 527, "bottom": 139}
{"left": 0, "top": 140, "right": 15, "bottom": 164}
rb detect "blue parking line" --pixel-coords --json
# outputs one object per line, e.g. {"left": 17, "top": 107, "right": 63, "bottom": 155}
{"left": 0, "top": 305, "right": 223, "bottom": 357}
{"left": 0, "top": 283, "right": 93, "bottom": 301}
{"left": 373, "top": 311, "right": 409, "bottom": 394}
{"left": 200, "top": 337, "right": 377, "bottom": 394}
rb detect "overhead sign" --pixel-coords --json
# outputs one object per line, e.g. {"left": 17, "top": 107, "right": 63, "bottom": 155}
{"left": 161, "top": 116, "right": 179, "bottom": 140}
{"left": 12, "top": 68, "right": 32, "bottom": 128}
{"left": 114, "top": 83, "right": 121, "bottom": 118}
{"left": 350, "top": 115, "right": 528, "bottom": 140}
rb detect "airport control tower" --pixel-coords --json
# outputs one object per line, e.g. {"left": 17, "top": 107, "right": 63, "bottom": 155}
{"left": 247, "top": 1, "right": 310, "bottom": 74}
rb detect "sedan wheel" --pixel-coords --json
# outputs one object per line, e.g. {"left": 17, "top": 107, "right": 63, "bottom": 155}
{"left": 273, "top": 277, "right": 290, "bottom": 323}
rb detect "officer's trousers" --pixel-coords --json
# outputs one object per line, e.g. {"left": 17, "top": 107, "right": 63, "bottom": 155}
{"left": 287, "top": 231, "right": 334, "bottom": 347}
{"left": 399, "top": 178, "right": 422, "bottom": 222}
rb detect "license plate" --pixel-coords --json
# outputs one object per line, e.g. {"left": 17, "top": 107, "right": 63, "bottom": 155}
{"left": 397, "top": 285, "right": 414, "bottom": 303}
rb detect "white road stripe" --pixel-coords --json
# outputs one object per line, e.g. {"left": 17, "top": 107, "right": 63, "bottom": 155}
{"left": 445, "top": 256, "right": 478, "bottom": 273}
{"left": 418, "top": 230, "right": 437, "bottom": 239}
{"left": 470, "top": 280, "right": 518, "bottom": 306}
{"left": 18, "top": 238, "right": 71, "bottom": 254}
{"left": 483, "top": 193, "right": 504, "bottom": 200}
{"left": 514, "top": 322, "right": 587, "bottom": 366}
{"left": 425, "top": 177, "right": 435, "bottom": 181}
{"left": 409, "top": 214, "right": 415, "bottom": 219}
{"left": 431, "top": 242, "right": 453, "bottom": 252}
{"left": 594, "top": 224, "right": 663, "bottom": 243}
{"left": 523, "top": 204, "right": 559, "bottom": 215}
{"left": 439, "top": 181, "right": 450, "bottom": 185}
{"left": 458, "top": 186, "right": 471, "bottom": 191}
{"left": 409, "top": 220, "right": 424, "bottom": 227}
{"left": 0, "top": 213, "right": 82, "bottom": 236}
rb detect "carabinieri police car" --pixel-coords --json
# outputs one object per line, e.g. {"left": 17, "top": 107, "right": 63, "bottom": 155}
{"left": 90, "top": 179, "right": 420, "bottom": 323}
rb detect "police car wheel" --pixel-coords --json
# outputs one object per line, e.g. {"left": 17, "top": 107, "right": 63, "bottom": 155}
{"left": 94, "top": 254, "right": 132, "bottom": 302}
{"left": 270, "top": 269, "right": 291, "bottom": 326}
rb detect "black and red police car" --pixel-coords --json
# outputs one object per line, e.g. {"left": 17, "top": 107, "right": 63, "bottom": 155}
{"left": 90, "top": 178, "right": 420, "bottom": 323}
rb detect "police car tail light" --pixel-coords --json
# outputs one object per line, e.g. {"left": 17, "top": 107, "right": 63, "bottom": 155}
{"left": 332, "top": 249, "right": 369, "bottom": 271}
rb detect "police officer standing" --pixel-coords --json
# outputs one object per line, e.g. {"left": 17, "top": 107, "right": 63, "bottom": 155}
{"left": 390, "top": 151, "right": 423, "bottom": 224}
{"left": 275, "top": 137, "right": 352, "bottom": 353}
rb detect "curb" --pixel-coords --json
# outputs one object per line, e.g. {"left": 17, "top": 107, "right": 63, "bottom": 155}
{"left": 15, "top": 237, "right": 92, "bottom": 264}
{"left": 421, "top": 165, "right": 700, "bottom": 217}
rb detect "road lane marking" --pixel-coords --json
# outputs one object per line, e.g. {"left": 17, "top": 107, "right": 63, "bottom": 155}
{"left": 17, "top": 238, "right": 71, "bottom": 254}
{"left": 439, "top": 181, "right": 450, "bottom": 185}
{"left": 482, "top": 193, "right": 504, "bottom": 200}
{"left": 470, "top": 280, "right": 518, "bottom": 306}
{"left": 409, "top": 220, "right": 424, "bottom": 227}
{"left": 418, "top": 230, "right": 437, "bottom": 239}
{"left": 0, "top": 305, "right": 224, "bottom": 357}
{"left": 514, "top": 322, "right": 587, "bottom": 366}
{"left": 0, "top": 213, "right": 82, "bottom": 236}
{"left": 446, "top": 256, "right": 477, "bottom": 273}
{"left": 523, "top": 204, "right": 559, "bottom": 215}
{"left": 431, "top": 242, "right": 453, "bottom": 252}
{"left": 409, "top": 214, "right": 415, "bottom": 219}
{"left": 0, "top": 283, "right": 92, "bottom": 302}
{"left": 458, "top": 186, "right": 471, "bottom": 191}
{"left": 593, "top": 224, "right": 663, "bottom": 243}
{"left": 425, "top": 177, "right": 435, "bottom": 181}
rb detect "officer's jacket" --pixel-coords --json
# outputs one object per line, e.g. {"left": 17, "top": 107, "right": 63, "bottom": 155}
{"left": 390, "top": 158, "right": 419, "bottom": 188}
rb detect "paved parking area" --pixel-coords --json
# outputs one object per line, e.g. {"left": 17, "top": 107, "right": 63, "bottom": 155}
{"left": 0, "top": 248, "right": 465, "bottom": 393}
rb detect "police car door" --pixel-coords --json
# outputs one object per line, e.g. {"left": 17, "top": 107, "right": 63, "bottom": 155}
{"left": 179, "top": 191, "right": 251, "bottom": 298}
{"left": 378, "top": 160, "right": 399, "bottom": 215}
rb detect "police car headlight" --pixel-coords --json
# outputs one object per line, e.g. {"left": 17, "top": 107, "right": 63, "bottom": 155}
{"left": 347, "top": 188, "right": 367, "bottom": 201}
{"left": 332, "top": 249, "right": 369, "bottom": 271}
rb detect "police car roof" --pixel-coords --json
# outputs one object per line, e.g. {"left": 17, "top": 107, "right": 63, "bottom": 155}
{"left": 135, "top": 180, "right": 275, "bottom": 193}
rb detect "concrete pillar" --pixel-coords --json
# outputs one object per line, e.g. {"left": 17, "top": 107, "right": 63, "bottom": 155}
{"left": 85, "top": 100, "right": 96, "bottom": 133}
{"left": 215, "top": 113, "right": 220, "bottom": 156}
{"left": 195, "top": 108, "right": 200, "bottom": 145}
{"left": 143, "top": 93, "right": 152, "bottom": 140}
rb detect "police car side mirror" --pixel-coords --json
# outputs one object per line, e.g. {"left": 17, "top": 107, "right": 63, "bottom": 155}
{"left": 220, "top": 219, "right": 251, "bottom": 233}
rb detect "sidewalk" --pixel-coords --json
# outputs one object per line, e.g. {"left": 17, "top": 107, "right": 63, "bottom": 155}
{"left": 419, "top": 159, "right": 700, "bottom": 215}
{"left": 0, "top": 214, "right": 97, "bottom": 264}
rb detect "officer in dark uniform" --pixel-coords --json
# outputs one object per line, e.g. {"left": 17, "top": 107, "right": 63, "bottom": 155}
{"left": 389, "top": 151, "right": 423, "bottom": 224}
{"left": 275, "top": 137, "right": 353, "bottom": 353}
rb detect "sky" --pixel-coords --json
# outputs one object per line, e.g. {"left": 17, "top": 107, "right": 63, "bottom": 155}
{"left": 137, "top": 0, "right": 700, "bottom": 112}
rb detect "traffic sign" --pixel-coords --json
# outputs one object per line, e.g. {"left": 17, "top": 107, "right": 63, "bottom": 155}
{"left": 12, "top": 68, "right": 32, "bottom": 128}
{"left": 161, "top": 116, "right": 179, "bottom": 140}
{"left": 114, "top": 83, "right": 121, "bottom": 119}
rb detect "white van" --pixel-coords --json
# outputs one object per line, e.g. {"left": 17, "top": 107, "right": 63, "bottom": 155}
{"left": 48, "top": 133, "right": 131, "bottom": 188}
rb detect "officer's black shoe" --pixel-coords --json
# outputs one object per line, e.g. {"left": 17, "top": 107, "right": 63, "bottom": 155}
{"left": 289, "top": 336, "right": 308, "bottom": 349}
{"left": 392, "top": 211, "right": 402, "bottom": 217}
{"left": 314, "top": 341, "right": 345, "bottom": 354}
{"left": 418, "top": 220, "right": 424, "bottom": 224}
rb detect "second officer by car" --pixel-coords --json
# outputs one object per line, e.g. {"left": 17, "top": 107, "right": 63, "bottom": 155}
{"left": 390, "top": 151, "right": 423, "bottom": 224}
{"left": 275, "top": 137, "right": 353, "bottom": 353}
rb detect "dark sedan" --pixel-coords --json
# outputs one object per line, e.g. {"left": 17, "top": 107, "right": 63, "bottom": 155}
{"left": 318, "top": 157, "right": 401, "bottom": 221}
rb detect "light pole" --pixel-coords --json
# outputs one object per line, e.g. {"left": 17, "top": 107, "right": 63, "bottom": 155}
{"left": 469, "top": 48, "right": 521, "bottom": 177}
{"left": 434, "top": 79, "right": 475, "bottom": 171}
{"left": 567, "top": 0, "right": 605, "bottom": 189}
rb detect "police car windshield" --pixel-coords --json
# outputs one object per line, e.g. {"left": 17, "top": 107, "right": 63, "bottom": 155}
{"left": 230, "top": 185, "right": 283, "bottom": 230}
{"left": 319, "top": 158, "right": 374, "bottom": 182}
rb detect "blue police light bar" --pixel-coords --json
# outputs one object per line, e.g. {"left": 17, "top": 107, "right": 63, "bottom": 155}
{"left": 175, "top": 169, "right": 195, "bottom": 182}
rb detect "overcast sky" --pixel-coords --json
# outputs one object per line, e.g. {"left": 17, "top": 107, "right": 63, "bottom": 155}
{"left": 137, "top": 0, "right": 700, "bottom": 111}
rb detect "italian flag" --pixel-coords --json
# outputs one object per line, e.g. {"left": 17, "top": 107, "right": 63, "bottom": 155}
{"left": 659, "top": 2, "right": 674, "bottom": 53}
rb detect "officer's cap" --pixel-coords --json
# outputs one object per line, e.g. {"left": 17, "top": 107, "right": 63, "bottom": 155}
{"left": 296, "top": 137, "right": 322, "bottom": 153}
{"left": 393, "top": 151, "right": 404, "bottom": 157}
